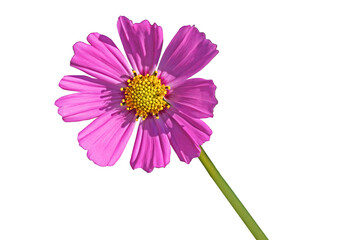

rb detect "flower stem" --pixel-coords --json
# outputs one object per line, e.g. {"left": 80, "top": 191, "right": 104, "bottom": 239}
{"left": 198, "top": 146, "right": 268, "bottom": 240}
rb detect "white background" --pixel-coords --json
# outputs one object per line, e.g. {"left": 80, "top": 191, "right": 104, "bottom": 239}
{"left": 1, "top": 0, "right": 359, "bottom": 239}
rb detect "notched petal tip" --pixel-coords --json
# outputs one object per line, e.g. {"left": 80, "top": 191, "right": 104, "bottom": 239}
{"left": 69, "top": 32, "right": 132, "bottom": 84}
{"left": 131, "top": 164, "right": 155, "bottom": 173}
{"left": 118, "top": 15, "right": 130, "bottom": 23}
{"left": 54, "top": 97, "right": 61, "bottom": 107}
{"left": 130, "top": 116, "right": 171, "bottom": 173}
{"left": 117, "top": 15, "right": 163, "bottom": 76}
{"left": 118, "top": 16, "right": 161, "bottom": 29}
{"left": 77, "top": 110, "right": 136, "bottom": 167}
{"left": 158, "top": 24, "right": 218, "bottom": 84}
{"left": 86, "top": 150, "right": 117, "bottom": 167}
{"left": 166, "top": 78, "right": 218, "bottom": 119}
{"left": 163, "top": 108, "right": 212, "bottom": 164}
{"left": 179, "top": 24, "right": 219, "bottom": 49}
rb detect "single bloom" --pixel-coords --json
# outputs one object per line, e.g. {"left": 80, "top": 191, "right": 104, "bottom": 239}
{"left": 55, "top": 16, "right": 218, "bottom": 172}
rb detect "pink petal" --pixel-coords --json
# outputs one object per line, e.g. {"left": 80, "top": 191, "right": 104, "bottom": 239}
{"left": 55, "top": 75, "right": 123, "bottom": 122}
{"left": 130, "top": 116, "right": 171, "bottom": 172}
{"left": 59, "top": 75, "right": 120, "bottom": 93}
{"left": 158, "top": 25, "right": 218, "bottom": 85}
{"left": 161, "top": 108, "right": 212, "bottom": 164}
{"left": 71, "top": 33, "right": 132, "bottom": 85}
{"left": 167, "top": 78, "right": 218, "bottom": 118}
{"left": 117, "top": 16, "right": 163, "bottom": 75}
{"left": 78, "top": 110, "right": 136, "bottom": 166}
{"left": 55, "top": 91, "right": 122, "bottom": 122}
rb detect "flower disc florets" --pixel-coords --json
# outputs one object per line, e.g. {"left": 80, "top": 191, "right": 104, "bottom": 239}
{"left": 121, "top": 70, "right": 170, "bottom": 120}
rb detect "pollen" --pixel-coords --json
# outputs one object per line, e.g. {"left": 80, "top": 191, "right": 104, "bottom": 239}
{"left": 121, "top": 70, "right": 170, "bottom": 120}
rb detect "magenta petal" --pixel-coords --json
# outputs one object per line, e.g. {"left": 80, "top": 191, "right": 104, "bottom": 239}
{"left": 78, "top": 110, "right": 136, "bottom": 166}
{"left": 162, "top": 108, "right": 212, "bottom": 163}
{"left": 55, "top": 75, "right": 123, "bottom": 122}
{"left": 167, "top": 78, "right": 218, "bottom": 118}
{"left": 117, "top": 16, "right": 163, "bottom": 75}
{"left": 55, "top": 93, "right": 116, "bottom": 122}
{"left": 59, "top": 75, "right": 120, "bottom": 93}
{"left": 71, "top": 32, "right": 132, "bottom": 85}
{"left": 130, "top": 116, "right": 171, "bottom": 172}
{"left": 158, "top": 25, "right": 218, "bottom": 85}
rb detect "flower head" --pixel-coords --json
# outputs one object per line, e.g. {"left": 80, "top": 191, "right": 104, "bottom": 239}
{"left": 55, "top": 16, "right": 218, "bottom": 172}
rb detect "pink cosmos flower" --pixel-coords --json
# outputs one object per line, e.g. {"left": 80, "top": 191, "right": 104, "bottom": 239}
{"left": 55, "top": 16, "right": 218, "bottom": 172}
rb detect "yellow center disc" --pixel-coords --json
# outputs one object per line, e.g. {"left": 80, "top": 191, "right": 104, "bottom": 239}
{"left": 121, "top": 71, "right": 170, "bottom": 120}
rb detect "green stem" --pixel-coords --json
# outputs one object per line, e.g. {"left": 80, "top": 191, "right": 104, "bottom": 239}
{"left": 198, "top": 146, "right": 268, "bottom": 240}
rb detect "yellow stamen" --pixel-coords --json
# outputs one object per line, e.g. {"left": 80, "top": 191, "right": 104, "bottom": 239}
{"left": 122, "top": 70, "right": 170, "bottom": 119}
